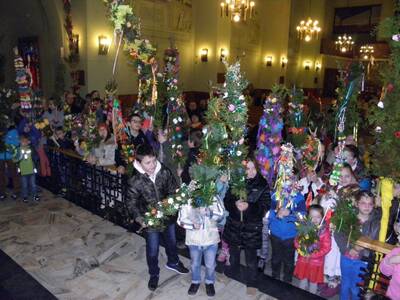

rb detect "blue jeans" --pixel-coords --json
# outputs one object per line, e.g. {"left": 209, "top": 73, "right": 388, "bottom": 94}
{"left": 21, "top": 174, "right": 37, "bottom": 199}
{"left": 340, "top": 255, "right": 367, "bottom": 300}
{"left": 189, "top": 244, "right": 218, "bottom": 284}
{"left": 146, "top": 223, "right": 179, "bottom": 277}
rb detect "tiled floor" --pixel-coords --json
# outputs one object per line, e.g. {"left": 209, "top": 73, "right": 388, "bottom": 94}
{"left": 0, "top": 190, "right": 276, "bottom": 300}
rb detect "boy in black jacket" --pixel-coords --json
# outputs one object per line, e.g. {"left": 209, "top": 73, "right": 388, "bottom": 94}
{"left": 126, "top": 144, "right": 189, "bottom": 291}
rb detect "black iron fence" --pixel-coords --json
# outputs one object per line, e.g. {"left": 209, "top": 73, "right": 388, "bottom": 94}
{"left": 38, "top": 147, "right": 131, "bottom": 228}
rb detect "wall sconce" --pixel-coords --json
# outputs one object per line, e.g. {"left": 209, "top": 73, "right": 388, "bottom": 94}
{"left": 304, "top": 60, "right": 311, "bottom": 70}
{"left": 98, "top": 35, "right": 111, "bottom": 55}
{"left": 315, "top": 61, "right": 321, "bottom": 72}
{"left": 281, "top": 57, "right": 288, "bottom": 68}
{"left": 71, "top": 34, "right": 79, "bottom": 55}
{"left": 265, "top": 56, "right": 273, "bottom": 67}
{"left": 200, "top": 48, "right": 208, "bottom": 62}
{"left": 220, "top": 48, "right": 228, "bottom": 61}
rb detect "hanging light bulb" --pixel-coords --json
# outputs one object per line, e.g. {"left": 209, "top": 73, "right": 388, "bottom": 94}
{"left": 233, "top": 13, "right": 241, "bottom": 22}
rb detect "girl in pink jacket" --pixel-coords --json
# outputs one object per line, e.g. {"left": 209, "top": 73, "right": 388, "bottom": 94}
{"left": 380, "top": 221, "right": 400, "bottom": 300}
{"left": 380, "top": 247, "right": 400, "bottom": 300}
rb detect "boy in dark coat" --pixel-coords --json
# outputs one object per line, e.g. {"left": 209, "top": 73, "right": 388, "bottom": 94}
{"left": 126, "top": 144, "right": 189, "bottom": 291}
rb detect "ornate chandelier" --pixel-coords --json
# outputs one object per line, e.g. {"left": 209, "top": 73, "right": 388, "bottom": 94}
{"left": 220, "top": 0, "right": 255, "bottom": 23}
{"left": 360, "top": 45, "right": 374, "bottom": 60}
{"left": 335, "top": 34, "right": 354, "bottom": 53}
{"left": 296, "top": 18, "right": 321, "bottom": 42}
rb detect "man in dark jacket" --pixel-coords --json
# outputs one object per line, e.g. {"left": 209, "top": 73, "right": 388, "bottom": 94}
{"left": 126, "top": 144, "right": 188, "bottom": 291}
{"left": 223, "top": 160, "right": 271, "bottom": 295}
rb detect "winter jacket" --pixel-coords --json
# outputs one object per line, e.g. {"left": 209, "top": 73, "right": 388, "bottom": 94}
{"left": 92, "top": 137, "right": 116, "bottom": 167}
{"left": 379, "top": 247, "right": 400, "bottom": 300}
{"left": 335, "top": 208, "right": 381, "bottom": 258}
{"left": 269, "top": 192, "right": 306, "bottom": 240}
{"left": 223, "top": 173, "right": 271, "bottom": 249}
{"left": 294, "top": 225, "right": 332, "bottom": 283}
{"left": 0, "top": 128, "right": 19, "bottom": 160}
{"left": 177, "top": 196, "right": 224, "bottom": 246}
{"left": 128, "top": 129, "right": 150, "bottom": 148}
{"left": 126, "top": 160, "right": 178, "bottom": 226}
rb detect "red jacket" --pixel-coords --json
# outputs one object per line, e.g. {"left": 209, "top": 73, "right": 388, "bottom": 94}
{"left": 294, "top": 225, "right": 332, "bottom": 283}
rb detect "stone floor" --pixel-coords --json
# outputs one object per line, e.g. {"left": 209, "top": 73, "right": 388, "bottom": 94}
{"left": 0, "top": 190, "right": 276, "bottom": 300}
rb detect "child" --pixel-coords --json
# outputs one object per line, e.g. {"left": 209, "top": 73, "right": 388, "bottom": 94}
{"left": 50, "top": 127, "right": 73, "bottom": 195}
{"left": 190, "top": 114, "right": 203, "bottom": 131}
{"left": 179, "top": 130, "right": 202, "bottom": 184}
{"left": 0, "top": 125, "right": 20, "bottom": 200}
{"left": 177, "top": 194, "right": 225, "bottom": 297}
{"left": 17, "top": 134, "right": 39, "bottom": 203}
{"left": 380, "top": 222, "right": 400, "bottom": 300}
{"left": 298, "top": 169, "right": 324, "bottom": 207}
{"left": 50, "top": 127, "right": 74, "bottom": 150}
{"left": 320, "top": 164, "right": 360, "bottom": 297}
{"left": 126, "top": 144, "right": 189, "bottom": 291}
{"left": 335, "top": 191, "right": 381, "bottom": 300}
{"left": 268, "top": 181, "right": 305, "bottom": 283}
{"left": 294, "top": 204, "right": 331, "bottom": 294}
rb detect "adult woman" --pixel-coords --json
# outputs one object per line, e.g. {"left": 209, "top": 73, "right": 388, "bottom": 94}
{"left": 223, "top": 159, "right": 271, "bottom": 295}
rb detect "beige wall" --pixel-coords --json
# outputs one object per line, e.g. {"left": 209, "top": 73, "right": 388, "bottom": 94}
{"left": 0, "top": 0, "right": 394, "bottom": 98}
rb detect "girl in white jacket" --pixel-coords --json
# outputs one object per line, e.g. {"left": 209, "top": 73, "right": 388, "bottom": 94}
{"left": 177, "top": 195, "right": 224, "bottom": 297}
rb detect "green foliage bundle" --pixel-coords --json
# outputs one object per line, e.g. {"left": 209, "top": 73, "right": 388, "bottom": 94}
{"left": 331, "top": 198, "right": 361, "bottom": 244}
{"left": 286, "top": 88, "right": 307, "bottom": 148}
{"left": 368, "top": 8, "right": 400, "bottom": 181}
{"left": 295, "top": 216, "right": 320, "bottom": 257}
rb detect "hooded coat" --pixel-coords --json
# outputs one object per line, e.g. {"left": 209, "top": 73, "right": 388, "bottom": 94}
{"left": 0, "top": 128, "right": 19, "bottom": 160}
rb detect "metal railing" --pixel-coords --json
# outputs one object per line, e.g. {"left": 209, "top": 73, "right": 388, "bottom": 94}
{"left": 39, "top": 147, "right": 131, "bottom": 228}
{"left": 356, "top": 237, "right": 395, "bottom": 299}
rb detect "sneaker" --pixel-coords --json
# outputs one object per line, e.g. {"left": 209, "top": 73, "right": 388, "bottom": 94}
{"left": 33, "top": 195, "right": 40, "bottom": 202}
{"left": 148, "top": 276, "right": 159, "bottom": 291}
{"left": 188, "top": 283, "right": 200, "bottom": 295}
{"left": 205, "top": 284, "right": 215, "bottom": 297}
{"left": 246, "top": 287, "right": 257, "bottom": 296}
{"left": 0, "top": 194, "right": 5, "bottom": 201}
{"left": 23, "top": 197, "right": 28, "bottom": 203}
{"left": 11, "top": 194, "right": 17, "bottom": 200}
{"left": 165, "top": 262, "right": 189, "bottom": 274}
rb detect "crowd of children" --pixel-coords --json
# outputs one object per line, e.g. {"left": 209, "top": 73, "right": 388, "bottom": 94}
{"left": 1, "top": 91, "right": 400, "bottom": 300}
